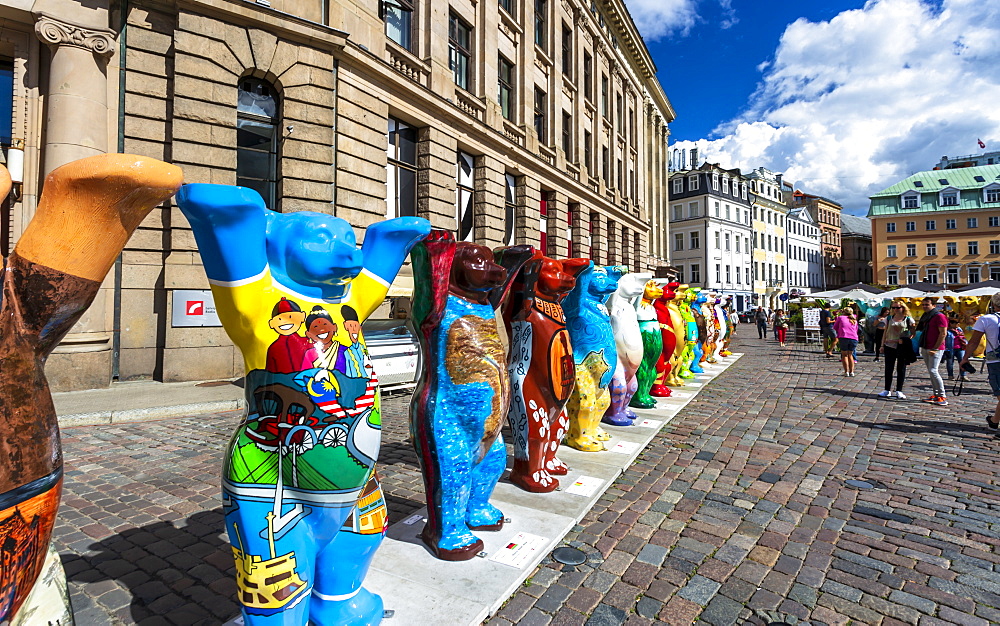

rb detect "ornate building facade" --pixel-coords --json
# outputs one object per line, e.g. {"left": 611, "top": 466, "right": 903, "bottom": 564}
{"left": 0, "top": 0, "right": 674, "bottom": 389}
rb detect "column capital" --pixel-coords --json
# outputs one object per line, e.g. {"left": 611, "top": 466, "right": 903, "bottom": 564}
{"left": 34, "top": 13, "right": 116, "bottom": 56}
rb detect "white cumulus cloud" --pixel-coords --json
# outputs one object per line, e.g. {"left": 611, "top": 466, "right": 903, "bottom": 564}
{"left": 626, "top": 0, "right": 699, "bottom": 40}
{"left": 672, "top": 0, "right": 1000, "bottom": 213}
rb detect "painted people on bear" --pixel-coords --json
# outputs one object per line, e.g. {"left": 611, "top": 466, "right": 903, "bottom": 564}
{"left": 177, "top": 183, "right": 429, "bottom": 625}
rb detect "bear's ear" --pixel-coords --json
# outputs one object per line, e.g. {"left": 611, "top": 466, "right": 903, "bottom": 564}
{"left": 561, "top": 257, "right": 591, "bottom": 279}
{"left": 488, "top": 244, "right": 534, "bottom": 309}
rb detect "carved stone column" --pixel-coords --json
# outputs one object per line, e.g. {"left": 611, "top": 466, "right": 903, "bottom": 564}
{"left": 34, "top": 13, "right": 117, "bottom": 390}
{"left": 34, "top": 13, "right": 116, "bottom": 176}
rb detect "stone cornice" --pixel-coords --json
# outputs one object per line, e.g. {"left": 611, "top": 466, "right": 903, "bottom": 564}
{"left": 34, "top": 13, "right": 116, "bottom": 56}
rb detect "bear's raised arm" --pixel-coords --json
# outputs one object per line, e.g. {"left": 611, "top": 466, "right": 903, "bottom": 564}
{"left": 360, "top": 216, "right": 431, "bottom": 285}
{"left": 175, "top": 184, "right": 268, "bottom": 283}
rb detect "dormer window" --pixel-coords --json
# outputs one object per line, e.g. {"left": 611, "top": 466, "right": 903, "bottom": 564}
{"left": 712, "top": 172, "right": 719, "bottom": 191}
{"left": 688, "top": 175, "right": 699, "bottom": 190}
{"left": 901, "top": 191, "right": 920, "bottom": 209}
{"left": 984, "top": 183, "right": 1000, "bottom": 203}
{"left": 939, "top": 187, "right": 959, "bottom": 207}
{"left": 741, "top": 183, "right": 747, "bottom": 199}
{"left": 913, "top": 181, "right": 924, "bottom": 187}
{"left": 722, "top": 177, "right": 729, "bottom": 194}
{"left": 672, "top": 177, "right": 683, "bottom": 194}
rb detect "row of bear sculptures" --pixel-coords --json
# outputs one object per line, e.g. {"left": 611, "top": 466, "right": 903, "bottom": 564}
{"left": 0, "top": 155, "right": 736, "bottom": 626}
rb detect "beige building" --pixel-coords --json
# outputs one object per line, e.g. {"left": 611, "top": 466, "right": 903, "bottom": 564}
{"left": 869, "top": 164, "right": 1000, "bottom": 287}
{"left": 745, "top": 167, "right": 788, "bottom": 307}
{"left": 0, "top": 0, "right": 674, "bottom": 390}
{"left": 792, "top": 190, "right": 843, "bottom": 289}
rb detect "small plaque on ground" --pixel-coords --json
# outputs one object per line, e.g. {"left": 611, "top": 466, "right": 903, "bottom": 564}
{"left": 609, "top": 441, "right": 641, "bottom": 454}
{"left": 637, "top": 419, "right": 663, "bottom": 429}
{"left": 489, "top": 532, "right": 548, "bottom": 568}
{"left": 402, "top": 514, "right": 424, "bottom": 526}
{"left": 564, "top": 475, "right": 603, "bottom": 496}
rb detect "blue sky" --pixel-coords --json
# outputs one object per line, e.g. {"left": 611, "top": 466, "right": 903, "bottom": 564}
{"left": 625, "top": 0, "right": 1000, "bottom": 213}
{"left": 647, "top": 1, "right": 865, "bottom": 142}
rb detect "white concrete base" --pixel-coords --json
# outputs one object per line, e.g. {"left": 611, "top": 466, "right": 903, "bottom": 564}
{"left": 223, "top": 354, "right": 743, "bottom": 624}
{"left": 11, "top": 545, "right": 73, "bottom": 626}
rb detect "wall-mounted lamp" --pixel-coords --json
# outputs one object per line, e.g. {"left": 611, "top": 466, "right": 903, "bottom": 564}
{"left": 6, "top": 138, "right": 23, "bottom": 184}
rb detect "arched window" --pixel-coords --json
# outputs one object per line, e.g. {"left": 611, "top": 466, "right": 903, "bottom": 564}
{"left": 237, "top": 77, "right": 280, "bottom": 210}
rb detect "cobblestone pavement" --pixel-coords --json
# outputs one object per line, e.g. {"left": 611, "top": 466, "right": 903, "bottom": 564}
{"left": 55, "top": 336, "right": 1000, "bottom": 625}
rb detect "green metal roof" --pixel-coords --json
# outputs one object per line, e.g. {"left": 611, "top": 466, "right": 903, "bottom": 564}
{"left": 867, "top": 164, "right": 1000, "bottom": 216}
{"left": 871, "top": 164, "right": 1000, "bottom": 197}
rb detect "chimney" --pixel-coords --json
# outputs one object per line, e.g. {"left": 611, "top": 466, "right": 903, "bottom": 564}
{"left": 690, "top": 147, "right": 698, "bottom": 168}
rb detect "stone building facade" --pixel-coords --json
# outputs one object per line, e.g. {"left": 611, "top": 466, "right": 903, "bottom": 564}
{"left": 839, "top": 213, "right": 872, "bottom": 286}
{"left": 745, "top": 167, "right": 788, "bottom": 308}
{"left": 0, "top": 0, "right": 673, "bottom": 389}
{"left": 792, "top": 190, "right": 844, "bottom": 290}
{"left": 667, "top": 163, "right": 753, "bottom": 311}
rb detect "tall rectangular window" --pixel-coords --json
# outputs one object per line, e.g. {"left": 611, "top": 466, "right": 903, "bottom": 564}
{"left": 386, "top": 117, "right": 417, "bottom": 218}
{"left": 498, "top": 56, "right": 514, "bottom": 121}
{"left": 383, "top": 0, "right": 414, "bottom": 50}
{"left": 991, "top": 240, "right": 1000, "bottom": 255}
{"left": 583, "top": 52, "right": 593, "bottom": 101}
{"left": 237, "top": 77, "right": 280, "bottom": 211}
{"left": 602, "top": 147, "right": 609, "bottom": 185}
{"left": 970, "top": 267, "right": 981, "bottom": 283}
{"left": 691, "top": 264, "right": 700, "bottom": 283}
{"left": 947, "top": 242, "right": 957, "bottom": 255}
{"left": 886, "top": 221, "right": 896, "bottom": 232}
{"left": 969, "top": 217, "right": 979, "bottom": 228}
{"left": 927, "top": 243, "right": 937, "bottom": 256}
{"left": 449, "top": 14, "right": 472, "bottom": 90}
{"left": 601, "top": 74, "right": 608, "bottom": 119}
{"left": 926, "top": 220, "right": 936, "bottom": 230}
{"left": 534, "top": 0, "right": 546, "bottom": 49}
{"left": 969, "top": 241, "right": 979, "bottom": 254}
{"left": 499, "top": 0, "right": 513, "bottom": 15}
{"left": 504, "top": 174, "right": 517, "bottom": 245}
{"left": 615, "top": 94, "right": 623, "bottom": 136}
{"left": 584, "top": 131, "right": 592, "bottom": 173}
{"left": 456, "top": 151, "right": 475, "bottom": 241}
{"left": 887, "top": 244, "right": 896, "bottom": 257}
{"left": 947, "top": 267, "right": 959, "bottom": 283}
{"left": 534, "top": 87, "right": 546, "bottom": 143}
{"left": 887, "top": 269, "right": 898, "bottom": 285}
{"left": 946, "top": 219, "right": 956, "bottom": 229}
{"left": 562, "top": 112, "right": 572, "bottom": 158}
{"left": 690, "top": 231, "right": 700, "bottom": 249}
{"left": 539, "top": 195, "right": 548, "bottom": 254}
{"left": 674, "top": 233, "right": 684, "bottom": 251}
{"left": 561, "top": 25, "right": 572, "bottom": 78}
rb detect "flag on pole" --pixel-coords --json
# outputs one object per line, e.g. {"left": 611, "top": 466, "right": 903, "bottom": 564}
{"left": 979, "top": 138, "right": 987, "bottom": 149}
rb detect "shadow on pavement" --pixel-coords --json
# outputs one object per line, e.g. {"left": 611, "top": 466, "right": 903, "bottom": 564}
{"left": 62, "top": 508, "right": 238, "bottom": 625}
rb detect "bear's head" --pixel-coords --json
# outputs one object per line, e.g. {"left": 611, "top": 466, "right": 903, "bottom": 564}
{"left": 266, "top": 211, "right": 362, "bottom": 293}
{"left": 589, "top": 266, "right": 621, "bottom": 300}
{"left": 538, "top": 257, "right": 589, "bottom": 299}
{"left": 451, "top": 242, "right": 506, "bottom": 304}
{"left": 617, "top": 273, "right": 653, "bottom": 301}
{"left": 641, "top": 279, "right": 663, "bottom": 304}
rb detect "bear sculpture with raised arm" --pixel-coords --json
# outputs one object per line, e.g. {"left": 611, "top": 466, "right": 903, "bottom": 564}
{"left": 177, "top": 184, "right": 429, "bottom": 625}
{"left": 628, "top": 279, "right": 662, "bottom": 409}
{"left": 605, "top": 270, "right": 653, "bottom": 424}
{"left": 408, "top": 231, "right": 530, "bottom": 560}
{"left": 0, "top": 155, "right": 182, "bottom": 624}
{"left": 501, "top": 249, "right": 589, "bottom": 492}
{"left": 562, "top": 263, "right": 620, "bottom": 451}
{"left": 689, "top": 290, "right": 706, "bottom": 374}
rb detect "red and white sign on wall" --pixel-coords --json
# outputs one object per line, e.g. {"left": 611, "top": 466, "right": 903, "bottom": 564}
{"left": 171, "top": 290, "right": 222, "bottom": 327}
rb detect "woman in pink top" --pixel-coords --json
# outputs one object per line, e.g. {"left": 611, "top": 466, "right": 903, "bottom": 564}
{"left": 834, "top": 308, "right": 860, "bottom": 376}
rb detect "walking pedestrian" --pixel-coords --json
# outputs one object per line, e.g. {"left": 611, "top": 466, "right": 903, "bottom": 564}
{"left": 819, "top": 302, "right": 836, "bottom": 357}
{"left": 834, "top": 307, "right": 859, "bottom": 376}
{"left": 873, "top": 307, "right": 888, "bottom": 362}
{"left": 961, "top": 293, "right": 1000, "bottom": 430}
{"left": 755, "top": 306, "right": 768, "bottom": 339}
{"left": 916, "top": 297, "right": 949, "bottom": 406}
{"left": 878, "top": 300, "right": 915, "bottom": 399}
{"left": 943, "top": 317, "right": 967, "bottom": 381}
{"left": 773, "top": 309, "right": 789, "bottom": 347}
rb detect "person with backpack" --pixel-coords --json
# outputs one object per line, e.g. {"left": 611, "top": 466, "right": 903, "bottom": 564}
{"left": 962, "top": 293, "right": 1000, "bottom": 430}
{"left": 755, "top": 306, "right": 769, "bottom": 339}
{"left": 916, "top": 297, "right": 950, "bottom": 406}
{"left": 819, "top": 302, "right": 836, "bottom": 357}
